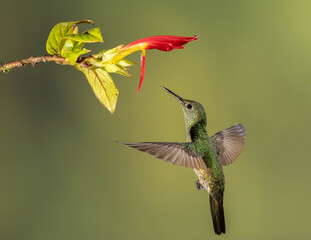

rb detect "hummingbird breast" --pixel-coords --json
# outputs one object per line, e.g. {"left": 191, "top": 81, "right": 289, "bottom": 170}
{"left": 191, "top": 136, "right": 225, "bottom": 199}
{"left": 187, "top": 123, "right": 225, "bottom": 198}
{"left": 194, "top": 166, "right": 225, "bottom": 196}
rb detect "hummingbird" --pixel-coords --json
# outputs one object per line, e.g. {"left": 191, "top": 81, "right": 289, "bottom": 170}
{"left": 121, "top": 87, "right": 245, "bottom": 235}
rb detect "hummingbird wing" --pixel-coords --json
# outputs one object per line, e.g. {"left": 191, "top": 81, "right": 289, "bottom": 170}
{"left": 121, "top": 142, "right": 207, "bottom": 170}
{"left": 211, "top": 123, "right": 246, "bottom": 166}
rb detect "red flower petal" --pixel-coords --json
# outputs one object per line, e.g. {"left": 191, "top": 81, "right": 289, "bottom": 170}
{"left": 118, "top": 35, "right": 198, "bottom": 94}
{"left": 137, "top": 50, "right": 146, "bottom": 94}
{"left": 122, "top": 35, "right": 198, "bottom": 52}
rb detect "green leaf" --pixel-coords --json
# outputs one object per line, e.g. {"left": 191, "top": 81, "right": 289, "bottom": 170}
{"left": 63, "top": 28, "right": 103, "bottom": 44}
{"left": 102, "top": 62, "right": 123, "bottom": 73}
{"left": 57, "top": 28, "right": 103, "bottom": 65}
{"left": 117, "top": 59, "right": 135, "bottom": 67}
{"left": 60, "top": 39, "right": 90, "bottom": 65}
{"left": 46, "top": 20, "right": 94, "bottom": 55}
{"left": 114, "top": 67, "right": 132, "bottom": 77}
{"left": 87, "top": 45, "right": 134, "bottom": 76}
{"left": 114, "top": 59, "right": 135, "bottom": 76}
{"left": 93, "top": 45, "right": 123, "bottom": 61}
{"left": 75, "top": 65, "right": 119, "bottom": 113}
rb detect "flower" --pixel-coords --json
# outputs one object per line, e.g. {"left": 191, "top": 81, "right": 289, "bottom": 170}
{"left": 113, "top": 35, "right": 198, "bottom": 93}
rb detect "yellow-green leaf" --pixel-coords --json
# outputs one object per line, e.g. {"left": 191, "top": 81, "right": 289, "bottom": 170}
{"left": 75, "top": 65, "right": 119, "bottom": 113}
{"left": 46, "top": 20, "right": 94, "bottom": 55}
{"left": 117, "top": 59, "right": 135, "bottom": 67}
{"left": 94, "top": 45, "right": 123, "bottom": 61}
{"left": 63, "top": 28, "right": 103, "bottom": 44}
{"left": 61, "top": 44, "right": 90, "bottom": 65}
{"left": 103, "top": 62, "right": 122, "bottom": 73}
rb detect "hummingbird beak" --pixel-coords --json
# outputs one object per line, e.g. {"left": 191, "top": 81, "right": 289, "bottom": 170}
{"left": 161, "top": 86, "right": 184, "bottom": 103}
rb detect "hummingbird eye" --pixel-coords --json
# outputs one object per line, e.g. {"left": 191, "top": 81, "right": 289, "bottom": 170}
{"left": 187, "top": 104, "right": 192, "bottom": 109}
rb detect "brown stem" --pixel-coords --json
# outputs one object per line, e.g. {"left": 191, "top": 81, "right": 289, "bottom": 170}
{"left": 0, "top": 55, "right": 90, "bottom": 73}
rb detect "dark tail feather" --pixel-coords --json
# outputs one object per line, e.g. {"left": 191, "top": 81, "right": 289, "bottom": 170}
{"left": 209, "top": 195, "right": 226, "bottom": 235}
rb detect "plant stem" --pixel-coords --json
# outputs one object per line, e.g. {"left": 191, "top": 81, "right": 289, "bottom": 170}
{"left": 0, "top": 55, "right": 90, "bottom": 73}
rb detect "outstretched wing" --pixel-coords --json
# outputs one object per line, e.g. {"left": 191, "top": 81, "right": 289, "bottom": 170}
{"left": 122, "top": 142, "right": 207, "bottom": 170}
{"left": 211, "top": 123, "right": 246, "bottom": 166}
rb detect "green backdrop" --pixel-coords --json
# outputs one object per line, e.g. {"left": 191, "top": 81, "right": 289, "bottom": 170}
{"left": 1, "top": 0, "right": 310, "bottom": 239}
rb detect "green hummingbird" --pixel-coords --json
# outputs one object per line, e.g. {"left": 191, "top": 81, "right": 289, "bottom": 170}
{"left": 121, "top": 87, "right": 245, "bottom": 235}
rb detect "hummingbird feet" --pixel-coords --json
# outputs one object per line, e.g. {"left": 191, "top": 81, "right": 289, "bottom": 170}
{"left": 195, "top": 180, "right": 203, "bottom": 190}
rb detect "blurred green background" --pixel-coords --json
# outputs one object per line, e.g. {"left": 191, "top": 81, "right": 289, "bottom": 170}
{"left": 1, "top": 0, "right": 310, "bottom": 239}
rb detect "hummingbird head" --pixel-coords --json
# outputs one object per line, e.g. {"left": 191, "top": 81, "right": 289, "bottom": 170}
{"left": 161, "top": 86, "right": 207, "bottom": 128}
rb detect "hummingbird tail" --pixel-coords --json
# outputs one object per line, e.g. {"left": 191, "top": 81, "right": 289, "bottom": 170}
{"left": 209, "top": 195, "right": 226, "bottom": 235}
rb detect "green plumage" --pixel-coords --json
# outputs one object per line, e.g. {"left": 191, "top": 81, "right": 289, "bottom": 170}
{"left": 182, "top": 100, "right": 226, "bottom": 235}
{"left": 122, "top": 87, "right": 246, "bottom": 235}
